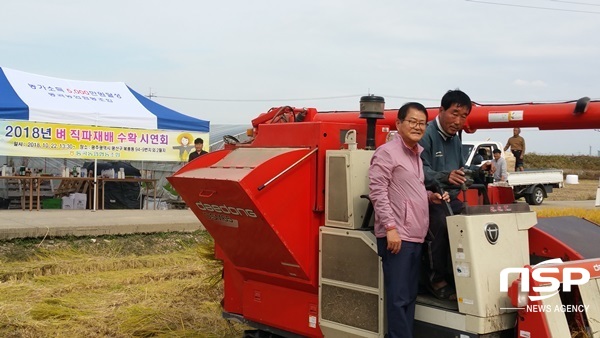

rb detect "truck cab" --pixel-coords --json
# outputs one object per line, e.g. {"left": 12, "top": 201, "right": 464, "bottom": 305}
{"left": 462, "top": 141, "right": 563, "bottom": 205}
{"left": 462, "top": 141, "right": 505, "bottom": 168}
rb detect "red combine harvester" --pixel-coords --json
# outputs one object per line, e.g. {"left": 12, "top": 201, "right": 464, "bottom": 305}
{"left": 168, "top": 96, "right": 600, "bottom": 337}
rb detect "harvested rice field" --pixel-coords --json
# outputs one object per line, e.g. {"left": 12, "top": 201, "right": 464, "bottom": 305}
{"left": 0, "top": 231, "right": 248, "bottom": 337}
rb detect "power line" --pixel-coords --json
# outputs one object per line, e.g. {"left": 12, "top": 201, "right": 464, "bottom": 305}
{"left": 152, "top": 93, "right": 598, "bottom": 105}
{"left": 380, "top": 94, "right": 439, "bottom": 102}
{"left": 154, "top": 94, "right": 362, "bottom": 102}
{"left": 465, "top": 0, "right": 600, "bottom": 14}
{"left": 544, "top": 0, "right": 600, "bottom": 7}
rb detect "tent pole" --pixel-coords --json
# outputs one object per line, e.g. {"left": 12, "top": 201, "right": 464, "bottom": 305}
{"left": 140, "top": 160, "right": 144, "bottom": 210}
{"left": 93, "top": 159, "right": 98, "bottom": 212}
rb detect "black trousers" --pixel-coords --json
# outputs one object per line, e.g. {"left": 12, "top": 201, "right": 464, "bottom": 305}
{"left": 424, "top": 198, "right": 464, "bottom": 284}
{"left": 512, "top": 150, "right": 523, "bottom": 170}
{"left": 377, "top": 239, "right": 422, "bottom": 338}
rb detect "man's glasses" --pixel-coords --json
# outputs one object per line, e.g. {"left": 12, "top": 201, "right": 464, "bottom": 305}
{"left": 402, "top": 119, "right": 426, "bottom": 129}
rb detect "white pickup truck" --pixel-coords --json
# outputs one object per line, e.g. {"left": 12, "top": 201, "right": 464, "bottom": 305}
{"left": 462, "top": 141, "right": 563, "bottom": 205}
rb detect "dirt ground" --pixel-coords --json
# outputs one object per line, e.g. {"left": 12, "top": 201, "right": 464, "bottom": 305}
{"left": 546, "top": 179, "right": 598, "bottom": 201}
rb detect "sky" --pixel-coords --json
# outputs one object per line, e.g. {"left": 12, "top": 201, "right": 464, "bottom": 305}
{"left": 1, "top": 0, "right": 599, "bottom": 155}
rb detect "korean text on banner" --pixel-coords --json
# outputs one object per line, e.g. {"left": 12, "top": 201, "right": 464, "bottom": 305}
{"left": 0, "top": 120, "right": 208, "bottom": 162}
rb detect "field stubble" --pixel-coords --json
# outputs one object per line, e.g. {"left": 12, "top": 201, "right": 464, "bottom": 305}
{"left": 0, "top": 232, "right": 247, "bottom": 337}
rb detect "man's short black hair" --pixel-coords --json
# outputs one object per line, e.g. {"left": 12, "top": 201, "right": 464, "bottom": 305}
{"left": 194, "top": 137, "right": 204, "bottom": 145}
{"left": 441, "top": 89, "right": 472, "bottom": 113}
{"left": 493, "top": 149, "right": 502, "bottom": 154}
{"left": 398, "top": 102, "right": 428, "bottom": 121}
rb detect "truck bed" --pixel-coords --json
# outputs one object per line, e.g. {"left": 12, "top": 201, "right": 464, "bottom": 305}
{"left": 507, "top": 169, "right": 563, "bottom": 187}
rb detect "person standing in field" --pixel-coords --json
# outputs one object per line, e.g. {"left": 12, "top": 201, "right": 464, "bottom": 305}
{"left": 504, "top": 128, "right": 525, "bottom": 171}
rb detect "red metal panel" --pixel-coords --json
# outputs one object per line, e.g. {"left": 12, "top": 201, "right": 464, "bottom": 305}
{"left": 170, "top": 148, "right": 317, "bottom": 285}
{"left": 243, "top": 280, "right": 322, "bottom": 337}
{"left": 251, "top": 122, "right": 389, "bottom": 211}
{"left": 222, "top": 256, "right": 244, "bottom": 315}
{"left": 487, "top": 185, "right": 515, "bottom": 205}
{"left": 457, "top": 186, "right": 514, "bottom": 206}
{"left": 457, "top": 189, "right": 481, "bottom": 206}
{"left": 174, "top": 148, "right": 232, "bottom": 176}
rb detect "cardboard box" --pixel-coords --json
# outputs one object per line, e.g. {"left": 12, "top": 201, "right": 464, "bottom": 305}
{"left": 70, "top": 193, "right": 87, "bottom": 210}
{"left": 62, "top": 196, "right": 74, "bottom": 209}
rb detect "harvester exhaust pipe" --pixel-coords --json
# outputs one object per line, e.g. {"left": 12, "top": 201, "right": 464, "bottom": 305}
{"left": 359, "top": 95, "right": 385, "bottom": 150}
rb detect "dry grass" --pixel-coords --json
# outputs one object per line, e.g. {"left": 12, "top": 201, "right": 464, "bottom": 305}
{"left": 526, "top": 154, "right": 600, "bottom": 180}
{"left": 0, "top": 231, "right": 248, "bottom": 337}
{"left": 547, "top": 179, "right": 599, "bottom": 201}
{"left": 536, "top": 208, "right": 600, "bottom": 225}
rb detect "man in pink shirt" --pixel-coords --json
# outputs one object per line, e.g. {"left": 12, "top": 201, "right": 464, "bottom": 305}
{"left": 369, "top": 102, "right": 448, "bottom": 338}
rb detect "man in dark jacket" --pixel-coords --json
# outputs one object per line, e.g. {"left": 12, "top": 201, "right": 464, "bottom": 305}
{"left": 419, "top": 90, "right": 492, "bottom": 301}
{"left": 188, "top": 137, "right": 208, "bottom": 162}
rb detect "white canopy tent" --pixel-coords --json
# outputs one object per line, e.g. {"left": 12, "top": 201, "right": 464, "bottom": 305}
{"left": 0, "top": 67, "right": 210, "bottom": 210}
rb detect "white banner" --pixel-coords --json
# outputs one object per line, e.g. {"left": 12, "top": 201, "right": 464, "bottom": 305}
{"left": 3, "top": 67, "right": 158, "bottom": 130}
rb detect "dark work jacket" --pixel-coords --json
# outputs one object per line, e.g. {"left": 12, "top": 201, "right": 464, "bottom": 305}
{"left": 188, "top": 150, "right": 208, "bottom": 162}
{"left": 418, "top": 119, "right": 465, "bottom": 199}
